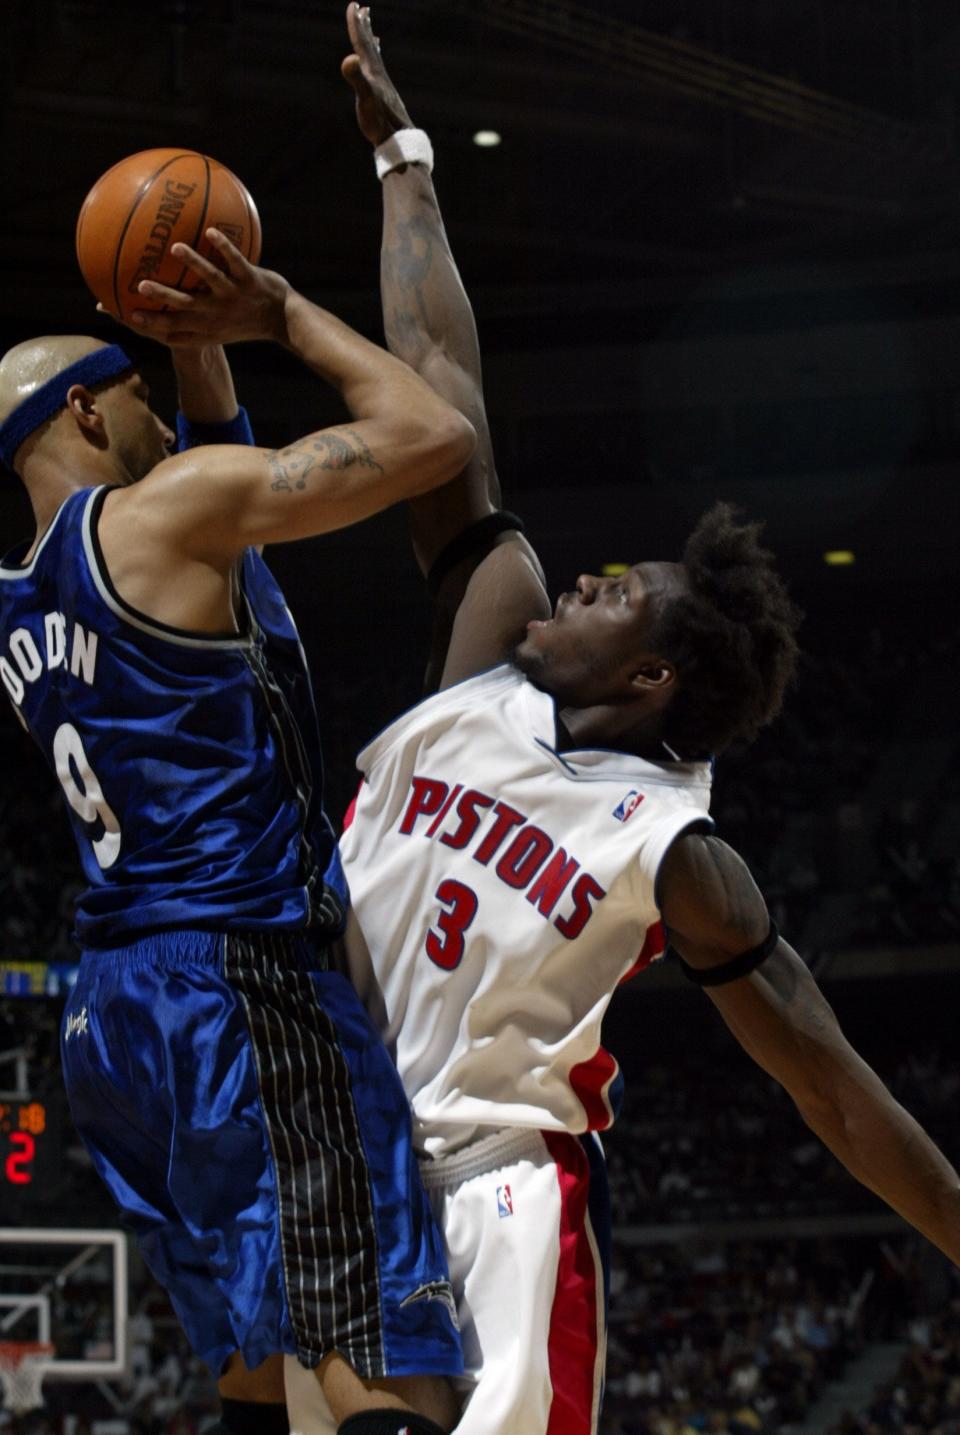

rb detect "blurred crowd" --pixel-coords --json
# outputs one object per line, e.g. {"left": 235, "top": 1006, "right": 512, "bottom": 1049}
{"left": 831, "top": 1299, "right": 960, "bottom": 1435}
{"left": 603, "top": 1043, "right": 960, "bottom": 1225}
{"left": 603, "top": 1236, "right": 867, "bottom": 1434}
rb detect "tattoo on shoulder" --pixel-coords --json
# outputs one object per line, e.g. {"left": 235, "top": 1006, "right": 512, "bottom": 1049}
{"left": 268, "top": 429, "right": 384, "bottom": 492}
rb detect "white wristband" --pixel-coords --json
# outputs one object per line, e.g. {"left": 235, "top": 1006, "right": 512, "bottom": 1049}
{"left": 374, "top": 128, "right": 434, "bottom": 180}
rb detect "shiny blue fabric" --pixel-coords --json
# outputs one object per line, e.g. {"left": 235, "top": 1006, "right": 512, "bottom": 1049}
{"left": 62, "top": 931, "right": 294, "bottom": 1374}
{"left": 61, "top": 931, "right": 463, "bottom": 1376}
{"left": 0, "top": 485, "right": 345, "bottom": 943}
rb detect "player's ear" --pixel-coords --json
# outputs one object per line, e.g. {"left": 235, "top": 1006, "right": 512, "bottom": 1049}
{"left": 629, "top": 657, "right": 676, "bottom": 694}
{"left": 65, "top": 383, "right": 106, "bottom": 438}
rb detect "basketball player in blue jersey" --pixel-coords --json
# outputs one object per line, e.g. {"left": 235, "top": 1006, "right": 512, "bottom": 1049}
{"left": 284, "top": 9, "right": 959, "bottom": 1434}
{"left": 0, "top": 235, "right": 477, "bottom": 1435}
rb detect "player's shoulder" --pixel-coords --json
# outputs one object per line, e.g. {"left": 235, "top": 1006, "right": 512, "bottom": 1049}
{"left": 357, "top": 662, "right": 528, "bottom": 772}
{"left": 0, "top": 485, "right": 99, "bottom": 587}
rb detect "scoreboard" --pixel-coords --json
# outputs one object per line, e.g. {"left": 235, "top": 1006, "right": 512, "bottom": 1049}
{"left": 0, "top": 1097, "right": 61, "bottom": 1220}
{"left": 0, "top": 1098, "right": 57, "bottom": 1191}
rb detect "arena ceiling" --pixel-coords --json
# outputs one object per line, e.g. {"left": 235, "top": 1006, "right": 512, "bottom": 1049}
{"left": 3, "top": 0, "right": 960, "bottom": 616}
{"left": 5, "top": 0, "right": 960, "bottom": 330}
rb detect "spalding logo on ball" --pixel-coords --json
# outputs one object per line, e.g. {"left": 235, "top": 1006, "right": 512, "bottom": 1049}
{"left": 76, "top": 148, "right": 262, "bottom": 324}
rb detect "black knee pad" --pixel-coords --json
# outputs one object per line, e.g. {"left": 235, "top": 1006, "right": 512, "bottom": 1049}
{"left": 337, "top": 1411, "right": 447, "bottom": 1435}
{"left": 218, "top": 1398, "right": 290, "bottom": 1435}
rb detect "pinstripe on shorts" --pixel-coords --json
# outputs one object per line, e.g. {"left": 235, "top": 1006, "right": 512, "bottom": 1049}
{"left": 224, "top": 931, "right": 386, "bottom": 1373}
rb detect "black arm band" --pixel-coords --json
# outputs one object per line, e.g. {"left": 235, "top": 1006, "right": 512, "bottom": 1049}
{"left": 426, "top": 510, "right": 525, "bottom": 597}
{"left": 673, "top": 921, "right": 780, "bottom": 987}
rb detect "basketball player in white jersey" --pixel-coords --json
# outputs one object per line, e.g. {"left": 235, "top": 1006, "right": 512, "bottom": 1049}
{"left": 155, "top": 11, "right": 956, "bottom": 1433}
{"left": 268, "top": 10, "right": 959, "bottom": 1433}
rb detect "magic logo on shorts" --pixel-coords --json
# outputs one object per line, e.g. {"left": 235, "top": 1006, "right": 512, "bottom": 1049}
{"left": 65, "top": 1006, "right": 89, "bottom": 1040}
{"left": 399, "top": 1279, "right": 459, "bottom": 1327}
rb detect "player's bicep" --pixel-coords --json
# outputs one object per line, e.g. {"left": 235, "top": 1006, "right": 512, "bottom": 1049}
{"left": 659, "top": 832, "right": 771, "bottom": 962}
{"left": 138, "top": 417, "right": 462, "bottom": 556}
{"left": 660, "top": 832, "right": 855, "bottom": 1108}
{"left": 440, "top": 536, "right": 551, "bottom": 689}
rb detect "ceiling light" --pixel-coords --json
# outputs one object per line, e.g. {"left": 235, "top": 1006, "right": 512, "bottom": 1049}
{"left": 823, "top": 550, "right": 856, "bottom": 566}
{"left": 602, "top": 563, "right": 630, "bottom": 576}
{"left": 473, "top": 130, "right": 502, "bottom": 148}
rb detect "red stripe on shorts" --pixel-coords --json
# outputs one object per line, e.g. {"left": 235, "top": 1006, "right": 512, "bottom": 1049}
{"left": 543, "top": 1131, "right": 600, "bottom": 1435}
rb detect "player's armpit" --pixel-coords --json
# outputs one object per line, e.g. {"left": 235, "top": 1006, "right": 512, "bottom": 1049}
{"left": 439, "top": 535, "right": 551, "bottom": 690}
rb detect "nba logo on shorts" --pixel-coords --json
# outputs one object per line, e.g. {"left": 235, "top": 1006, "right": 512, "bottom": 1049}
{"left": 496, "top": 1184, "right": 513, "bottom": 1218}
{"left": 613, "top": 790, "right": 644, "bottom": 822}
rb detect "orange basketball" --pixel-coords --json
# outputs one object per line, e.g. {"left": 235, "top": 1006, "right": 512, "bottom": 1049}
{"left": 76, "top": 148, "right": 262, "bottom": 324}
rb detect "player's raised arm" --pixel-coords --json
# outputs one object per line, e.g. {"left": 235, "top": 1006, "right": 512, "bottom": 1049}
{"left": 170, "top": 344, "right": 243, "bottom": 429}
{"left": 343, "top": 2, "right": 550, "bottom": 687}
{"left": 658, "top": 831, "right": 960, "bottom": 1265}
{"left": 108, "top": 227, "right": 476, "bottom": 556}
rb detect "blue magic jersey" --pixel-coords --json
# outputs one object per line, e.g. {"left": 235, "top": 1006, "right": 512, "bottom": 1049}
{"left": 0, "top": 485, "right": 345, "bottom": 945}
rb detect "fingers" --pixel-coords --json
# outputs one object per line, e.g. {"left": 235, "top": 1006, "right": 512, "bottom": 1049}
{"left": 166, "top": 229, "right": 248, "bottom": 290}
{"left": 201, "top": 226, "right": 252, "bottom": 281}
{"left": 123, "top": 309, "right": 197, "bottom": 342}
{"left": 350, "top": 3, "right": 382, "bottom": 62}
{"left": 135, "top": 280, "right": 195, "bottom": 310}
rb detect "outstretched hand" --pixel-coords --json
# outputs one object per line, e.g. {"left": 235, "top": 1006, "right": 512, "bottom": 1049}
{"left": 98, "top": 229, "right": 289, "bottom": 349}
{"left": 342, "top": 2, "right": 414, "bottom": 147}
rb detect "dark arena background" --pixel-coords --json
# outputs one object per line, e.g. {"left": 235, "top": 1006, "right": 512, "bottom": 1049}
{"left": 1, "top": 2, "right": 960, "bottom": 1432}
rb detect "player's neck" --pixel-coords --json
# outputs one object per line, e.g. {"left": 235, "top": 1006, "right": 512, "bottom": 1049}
{"left": 21, "top": 457, "right": 113, "bottom": 560}
{"left": 556, "top": 703, "right": 671, "bottom": 761}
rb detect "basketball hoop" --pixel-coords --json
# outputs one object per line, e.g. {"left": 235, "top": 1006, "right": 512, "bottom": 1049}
{"left": 0, "top": 1340, "right": 54, "bottom": 1413}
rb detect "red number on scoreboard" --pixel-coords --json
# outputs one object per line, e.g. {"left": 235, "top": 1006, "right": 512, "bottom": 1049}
{"left": 5, "top": 1132, "right": 35, "bottom": 1185}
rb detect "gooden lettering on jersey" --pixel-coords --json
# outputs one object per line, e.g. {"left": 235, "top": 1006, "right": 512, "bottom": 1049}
{"left": 340, "top": 665, "right": 713, "bottom": 1158}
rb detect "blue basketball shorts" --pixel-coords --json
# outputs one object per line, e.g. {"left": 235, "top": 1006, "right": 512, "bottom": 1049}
{"left": 60, "top": 929, "right": 462, "bottom": 1379}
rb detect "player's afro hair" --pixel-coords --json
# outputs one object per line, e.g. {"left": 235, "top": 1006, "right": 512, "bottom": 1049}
{"left": 654, "top": 503, "right": 802, "bottom": 756}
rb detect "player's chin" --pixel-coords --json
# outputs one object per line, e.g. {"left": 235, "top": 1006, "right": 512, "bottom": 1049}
{"left": 513, "top": 629, "right": 550, "bottom": 678}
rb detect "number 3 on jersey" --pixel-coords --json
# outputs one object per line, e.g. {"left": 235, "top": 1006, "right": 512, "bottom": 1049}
{"left": 53, "top": 722, "right": 121, "bottom": 869}
{"left": 426, "top": 879, "right": 478, "bottom": 970}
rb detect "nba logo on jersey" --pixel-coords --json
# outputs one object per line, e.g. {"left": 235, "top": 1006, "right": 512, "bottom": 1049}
{"left": 496, "top": 1184, "right": 513, "bottom": 1218}
{"left": 613, "top": 789, "right": 644, "bottom": 822}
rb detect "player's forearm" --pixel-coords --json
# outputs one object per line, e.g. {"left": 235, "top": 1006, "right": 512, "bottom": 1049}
{"left": 171, "top": 345, "right": 239, "bottom": 424}
{"left": 382, "top": 165, "right": 503, "bottom": 559}
{"left": 381, "top": 165, "right": 484, "bottom": 391}
{"left": 793, "top": 1052, "right": 960, "bottom": 1264}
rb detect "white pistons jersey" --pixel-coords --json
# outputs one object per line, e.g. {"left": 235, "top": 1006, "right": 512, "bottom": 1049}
{"left": 341, "top": 664, "right": 713, "bottom": 1157}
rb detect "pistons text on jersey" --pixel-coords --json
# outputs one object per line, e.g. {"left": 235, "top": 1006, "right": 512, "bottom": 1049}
{"left": 398, "top": 774, "right": 607, "bottom": 941}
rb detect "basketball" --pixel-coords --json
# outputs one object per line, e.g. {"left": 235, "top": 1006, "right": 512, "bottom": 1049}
{"left": 75, "top": 148, "right": 262, "bottom": 324}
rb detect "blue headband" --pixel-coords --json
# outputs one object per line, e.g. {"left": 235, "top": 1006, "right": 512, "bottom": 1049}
{"left": 0, "top": 344, "right": 134, "bottom": 471}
